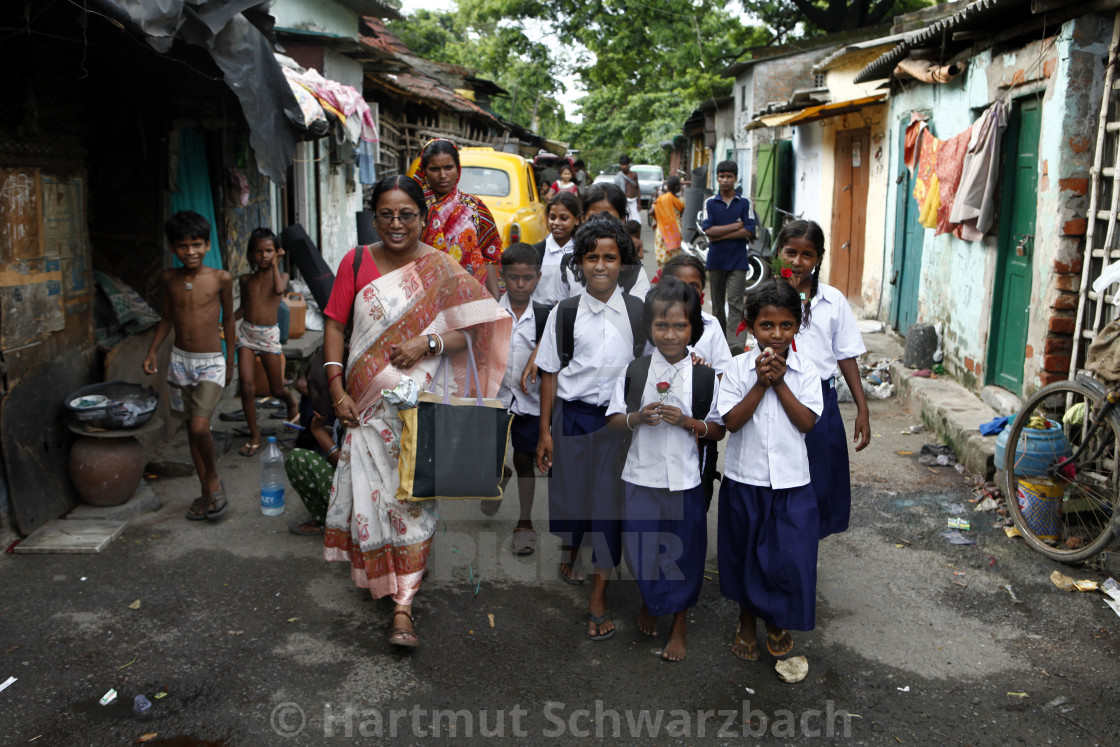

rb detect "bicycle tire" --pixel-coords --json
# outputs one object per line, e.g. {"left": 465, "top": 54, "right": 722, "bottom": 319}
{"left": 743, "top": 255, "right": 769, "bottom": 292}
{"left": 1003, "top": 377, "right": 1119, "bottom": 562}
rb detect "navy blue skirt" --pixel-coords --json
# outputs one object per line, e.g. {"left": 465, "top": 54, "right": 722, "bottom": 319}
{"left": 510, "top": 412, "right": 540, "bottom": 453}
{"left": 717, "top": 479, "right": 818, "bottom": 631}
{"left": 547, "top": 399, "right": 623, "bottom": 569}
{"left": 806, "top": 381, "right": 851, "bottom": 538}
{"left": 622, "top": 482, "right": 707, "bottom": 616}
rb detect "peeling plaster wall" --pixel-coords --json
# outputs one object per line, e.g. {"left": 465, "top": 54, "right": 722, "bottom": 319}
{"left": 793, "top": 124, "right": 823, "bottom": 225}
{"left": 317, "top": 49, "right": 363, "bottom": 272}
{"left": 881, "top": 14, "right": 1109, "bottom": 395}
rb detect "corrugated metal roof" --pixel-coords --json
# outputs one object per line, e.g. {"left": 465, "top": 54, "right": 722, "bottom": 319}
{"left": 854, "top": 0, "right": 1025, "bottom": 83}
{"left": 745, "top": 94, "right": 887, "bottom": 130}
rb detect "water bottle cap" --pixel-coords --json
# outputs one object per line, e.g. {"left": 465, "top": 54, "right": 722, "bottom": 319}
{"left": 268, "top": 436, "right": 277, "bottom": 443}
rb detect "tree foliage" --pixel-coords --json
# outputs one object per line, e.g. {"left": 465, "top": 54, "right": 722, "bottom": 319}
{"left": 458, "top": 0, "right": 768, "bottom": 170}
{"left": 388, "top": 9, "right": 569, "bottom": 140}
{"left": 742, "top": 0, "right": 929, "bottom": 41}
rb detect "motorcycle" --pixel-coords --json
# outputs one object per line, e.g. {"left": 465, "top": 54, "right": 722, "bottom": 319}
{"left": 680, "top": 202, "right": 772, "bottom": 292}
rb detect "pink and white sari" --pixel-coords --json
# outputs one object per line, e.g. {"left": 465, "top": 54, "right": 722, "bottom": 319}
{"left": 323, "top": 250, "right": 511, "bottom": 603}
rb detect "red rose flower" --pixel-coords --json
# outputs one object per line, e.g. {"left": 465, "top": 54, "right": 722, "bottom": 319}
{"left": 781, "top": 267, "right": 793, "bottom": 278}
{"left": 656, "top": 381, "right": 670, "bottom": 395}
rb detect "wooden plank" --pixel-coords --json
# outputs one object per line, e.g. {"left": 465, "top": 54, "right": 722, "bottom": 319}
{"left": 12, "top": 519, "right": 126, "bottom": 554}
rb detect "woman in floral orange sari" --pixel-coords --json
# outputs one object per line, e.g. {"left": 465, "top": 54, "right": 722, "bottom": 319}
{"left": 323, "top": 175, "right": 511, "bottom": 648}
{"left": 653, "top": 176, "right": 685, "bottom": 268}
{"left": 414, "top": 139, "right": 503, "bottom": 299}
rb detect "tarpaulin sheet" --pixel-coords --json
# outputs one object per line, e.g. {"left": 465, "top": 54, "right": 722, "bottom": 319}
{"left": 91, "top": 0, "right": 302, "bottom": 185}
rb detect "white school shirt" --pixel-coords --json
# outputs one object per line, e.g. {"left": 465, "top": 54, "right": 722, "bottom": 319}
{"left": 607, "top": 350, "right": 723, "bottom": 491}
{"left": 692, "top": 310, "right": 733, "bottom": 376}
{"left": 531, "top": 234, "right": 573, "bottom": 308}
{"left": 717, "top": 348, "right": 823, "bottom": 489}
{"left": 536, "top": 285, "right": 635, "bottom": 406}
{"left": 497, "top": 294, "right": 541, "bottom": 416}
{"left": 795, "top": 283, "right": 866, "bottom": 381}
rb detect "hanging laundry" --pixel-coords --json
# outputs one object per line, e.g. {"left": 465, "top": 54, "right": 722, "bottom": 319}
{"left": 949, "top": 101, "right": 1009, "bottom": 241}
{"left": 905, "top": 113, "right": 974, "bottom": 238}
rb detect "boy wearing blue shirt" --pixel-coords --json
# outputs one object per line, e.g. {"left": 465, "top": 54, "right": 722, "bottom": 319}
{"left": 701, "top": 161, "right": 756, "bottom": 346}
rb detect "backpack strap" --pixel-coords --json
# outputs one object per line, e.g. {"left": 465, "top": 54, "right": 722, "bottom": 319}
{"left": 533, "top": 240, "right": 546, "bottom": 268}
{"left": 558, "top": 253, "right": 572, "bottom": 295}
{"left": 622, "top": 293, "right": 647, "bottom": 360}
{"left": 622, "top": 355, "right": 653, "bottom": 414}
{"left": 531, "top": 302, "right": 551, "bottom": 345}
{"left": 691, "top": 364, "right": 716, "bottom": 422}
{"left": 555, "top": 296, "right": 581, "bottom": 369}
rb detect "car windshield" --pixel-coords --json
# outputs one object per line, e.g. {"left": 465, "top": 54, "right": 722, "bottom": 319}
{"left": 634, "top": 167, "right": 662, "bottom": 181}
{"left": 599, "top": 165, "right": 621, "bottom": 176}
{"left": 459, "top": 166, "right": 511, "bottom": 197}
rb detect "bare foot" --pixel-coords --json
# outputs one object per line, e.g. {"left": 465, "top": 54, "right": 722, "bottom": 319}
{"left": 637, "top": 604, "right": 658, "bottom": 637}
{"left": 662, "top": 612, "right": 687, "bottom": 662}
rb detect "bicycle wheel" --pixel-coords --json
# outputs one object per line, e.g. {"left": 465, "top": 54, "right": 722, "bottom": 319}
{"left": 1003, "top": 377, "right": 1119, "bottom": 562}
{"left": 743, "top": 254, "right": 769, "bottom": 292}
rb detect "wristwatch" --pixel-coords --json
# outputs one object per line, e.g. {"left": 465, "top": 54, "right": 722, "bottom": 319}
{"left": 427, "top": 334, "right": 438, "bottom": 355}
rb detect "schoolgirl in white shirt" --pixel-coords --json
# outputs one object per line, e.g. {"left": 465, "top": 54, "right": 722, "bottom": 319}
{"left": 606, "top": 278, "right": 725, "bottom": 662}
{"left": 532, "top": 192, "right": 582, "bottom": 308}
{"left": 535, "top": 214, "right": 647, "bottom": 642}
{"left": 717, "top": 279, "right": 823, "bottom": 663}
{"left": 777, "top": 219, "right": 870, "bottom": 539}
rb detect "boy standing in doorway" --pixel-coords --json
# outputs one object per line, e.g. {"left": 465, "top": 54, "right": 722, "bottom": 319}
{"left": 701, "top": 161, "right": 756, "bottom": 348}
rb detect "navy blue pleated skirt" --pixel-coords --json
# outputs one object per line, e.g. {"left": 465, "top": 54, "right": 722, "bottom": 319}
{"left": 622, "top": 482, "right": 707, "bottom": 616}
{"left": 806, "top": 381, "right": 851, "bottom": 538}
{"left": 547, "top": 398, "right": 623, "bottom": 568}
{"left": 717, "top": 478, "right": 818, "bottom": 631}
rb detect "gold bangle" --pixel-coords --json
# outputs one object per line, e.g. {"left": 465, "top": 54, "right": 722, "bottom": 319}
{"left": 333, "top": 394, "right": 347, "bottom": 407}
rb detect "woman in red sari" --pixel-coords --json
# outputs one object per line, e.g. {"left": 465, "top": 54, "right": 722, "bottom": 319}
{"left": 414, "top": 139, "right": 503, "bottom": 299}
{"left": 323, "top": 175, "right": 511, "bottom": 648}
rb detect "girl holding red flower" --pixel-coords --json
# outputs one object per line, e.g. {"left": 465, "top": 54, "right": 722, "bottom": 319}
{"left": 607, "top": 277, "right": 725, "bottom": 661}
{"left": 776, "top": 220, "right": 871, "bottom": 539}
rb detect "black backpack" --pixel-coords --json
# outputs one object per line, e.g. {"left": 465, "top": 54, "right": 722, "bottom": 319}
{"left": 531, "top": 301, "right": 551, "bottom": 346}
{"left": 555, "top": 293, "right": 646, "bottom": 368}
{"left": 533, "top": 240, "right": 574, "bottom": 298}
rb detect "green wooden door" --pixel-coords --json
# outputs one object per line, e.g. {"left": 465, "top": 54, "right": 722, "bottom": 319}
{"left": 987, "top": 99, "right": 1041, "bottom": 392}
{"left": 890, "top": 125, "right": 925, "bottom": 334}
{"left": 755, "top": 142, "right": 776, "bottom": 230}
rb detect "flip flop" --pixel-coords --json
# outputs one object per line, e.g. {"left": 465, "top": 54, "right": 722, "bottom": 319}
{"left": 732, "top": 626, "right": 760, "bottom": 661}
{"left": 206, "top": 483, "right": 229, "bottom": 520}
{"left": 288, "top": 520, "right": 322, "bottom": 536}
{"left": 586, "top": 610, "right": 615, "bottom": 641}
{"left": 186, "top": 496, "right": 209, "bottom": 521}
{"left": 239, "top": 443, "right": 261, "bottom": 457}
{"left": 512, "top": 528, "right": 536, "bottom": 555}
{"left": 218, "top": 410, "right": 247, "bottom": 422}
{"left": 388, "top": 610, "right": 418, "bottom": 648}
{"left": 558, "top": 561, "right": 584, "bottom": 585}
{"left": 766, "top": 630, "right": 794, "bottom": 657}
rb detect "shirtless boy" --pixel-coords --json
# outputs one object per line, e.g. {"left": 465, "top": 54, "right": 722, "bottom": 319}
{"left": 235, "top": 228, "right": 298, "bottom": 457}
{"left": 143, "top": 210, "right": 235, "bottom": 521}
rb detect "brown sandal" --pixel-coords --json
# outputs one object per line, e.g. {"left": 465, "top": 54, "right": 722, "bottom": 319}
{"left": 388, "top": 610, "right": 418, "bottom": 648}
{"left": 732, "top": 626, "right": 760, "bottom": 661}
{"left": 766, "top": 629, "right": 794, "bottom": 657}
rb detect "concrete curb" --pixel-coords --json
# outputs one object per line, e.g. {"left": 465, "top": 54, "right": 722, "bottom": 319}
{"left": 890, "top": 360, "right": 1000, "bottom": 478}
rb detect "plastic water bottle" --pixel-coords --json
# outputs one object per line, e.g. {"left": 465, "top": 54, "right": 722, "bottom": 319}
{"left": 260, "top": 436, "right": 285, "bottom": 516}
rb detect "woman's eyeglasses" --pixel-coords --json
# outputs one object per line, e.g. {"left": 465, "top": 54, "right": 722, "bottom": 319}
{"left": 376, "top": 211, "right": 420, "bottom": 225}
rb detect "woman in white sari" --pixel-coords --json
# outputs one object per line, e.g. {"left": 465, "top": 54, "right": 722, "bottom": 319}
{"left": 322, "top": 175, "right": 510, "bottom": 647}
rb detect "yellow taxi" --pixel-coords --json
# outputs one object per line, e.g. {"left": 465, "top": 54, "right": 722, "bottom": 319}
{"left": 408, "top": 148, "right": 548, "bottom": 248}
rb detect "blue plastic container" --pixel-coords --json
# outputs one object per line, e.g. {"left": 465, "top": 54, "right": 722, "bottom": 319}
{"left": 995, "top": 417, "right": 1070, "bottom": 477}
